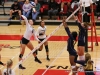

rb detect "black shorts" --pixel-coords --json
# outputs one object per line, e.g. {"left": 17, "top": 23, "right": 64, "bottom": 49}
{"left": 38, "top": 38, "right": 45, "bottom": 42}
{"left": 77, "top": 40, "right": 85, "bottom": 46}
{"left": 67, "top": 50, "right": 77, "bottom": 56}
{"left": 20, "top": 37, "right": 30, "bottom": 45}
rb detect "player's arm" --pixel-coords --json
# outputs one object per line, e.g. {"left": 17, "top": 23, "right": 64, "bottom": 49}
{"left": 21, "top": 15, "right": 28, "bottom": 26}
{"left": 73, "top": 15, "right": 84, "bottom": 29}
{"left": 73, "top": 15, "right": 80, "bottom": 23}
{"left": 32, "top": 29, "right": 40, "bottom": 42}
{"left": 62, "top": 18, "right": 73, "bottom": 39}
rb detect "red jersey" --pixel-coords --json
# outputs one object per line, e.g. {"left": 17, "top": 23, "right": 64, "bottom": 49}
{"left": 62, "top": 0, "right": 72, "bottom": 2}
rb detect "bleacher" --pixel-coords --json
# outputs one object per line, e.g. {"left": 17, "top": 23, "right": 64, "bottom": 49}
{"left": 0, "top": 0, "right": 100, "bottom": 26}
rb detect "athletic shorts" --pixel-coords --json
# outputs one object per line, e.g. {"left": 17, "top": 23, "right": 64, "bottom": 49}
{"left": 67, "top": 50, "right": 77, "bottom": 56}
{"left": 38, "top": 38, "right": 45, "bottom": 42}
{"left": 20, "top": 37, "right": 30, "bottom": 45}
{"left": 77, "top": 40, "right": 85, "bottom": 46}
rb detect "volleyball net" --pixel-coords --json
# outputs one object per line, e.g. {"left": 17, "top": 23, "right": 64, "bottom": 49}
{"left": 12, "top": 6, "right": 100, "bottom": 75}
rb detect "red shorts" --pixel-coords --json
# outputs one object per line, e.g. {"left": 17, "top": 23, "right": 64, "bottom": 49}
{"left": 62, "top": 0, "right": 72, "bottom": 2}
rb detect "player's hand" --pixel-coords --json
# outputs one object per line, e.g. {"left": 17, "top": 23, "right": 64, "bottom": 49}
{"left": 62, "top": 16, "right": 67, "bottom": 23}
{"left": 62, "top": 17, "right": 67, "bottom": 27}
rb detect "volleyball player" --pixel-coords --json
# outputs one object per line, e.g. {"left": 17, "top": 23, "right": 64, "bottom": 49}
{"left": 19, "top": 15, "right": 41, "bottom": 69}
{"left": 36, "top": 20, "right": 50, "bottom": 61}
{"left": 2, "top": 59, "right": 15, "bottom": 75}
{"left": 63, "top": 18, "right": 78, "bottom": 75}
{"left": 75, "top": 53, "right": 94, "bottom": 75}
{"left": 73, "top": 15, "right": 87, "bottom": 61}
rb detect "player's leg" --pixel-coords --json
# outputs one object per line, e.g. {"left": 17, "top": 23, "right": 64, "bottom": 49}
{"left": 69, "top": 55, "right": 77, "bottom": 75}
{"left": 36, "top": 39, "right": 44, "bottom": 55}
{"left": 38, "top": 40, "right": 43, "bottom": 51}
{"left": 27, "top": 41, "right": 42, "bottom": 63}
{"left": 19, "top": 41, "right": 26, "bottom": 69}
{"left": 77, "top": 46, "right": 85, "bottom": 61}
{"left": 44, "top": 41, "right": 50, "bottom": 61}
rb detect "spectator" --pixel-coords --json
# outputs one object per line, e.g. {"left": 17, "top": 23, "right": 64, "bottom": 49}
{"left": 9, "top": 0, "right": 21, "bottom": 20}
{"left": 71, "top": 0, "right": 79, "bottom": 16}
{"left": 18, "top": 0, "right": 25, "bottom": 9}
{"left": 55, "top": 0, "right": 62, "bottom": 12}
{"left": 60, "top": 0, "right": 72, "bottom": 12}
{"left": 48, "top": 0, "right": 58, "bottom": 19}
{"left": 22, "top": 0, "right": 32, "bottom": 18}
{"left": 32, "top": 0, "right": 40, "bottom": 22}
{"left": 2, "top": 59, "right": 15, "bottom": 75}
{"left": 71, "top": 0, "right": 79, "bottom": 10}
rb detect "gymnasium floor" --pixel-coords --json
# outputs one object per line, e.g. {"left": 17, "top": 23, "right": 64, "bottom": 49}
{"left": 0, "top": 25, "right": 100, "bottom": 75}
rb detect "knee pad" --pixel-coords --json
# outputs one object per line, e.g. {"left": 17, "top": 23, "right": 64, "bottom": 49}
{"left": 45, "top": 45, "right": 49, "bottom": 52}
{"left": 19, "top": 54, "right": 23, "bottom": 58}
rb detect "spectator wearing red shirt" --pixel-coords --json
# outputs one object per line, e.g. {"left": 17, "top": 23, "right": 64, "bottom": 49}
{"left": 61, "top": 0, "right": 72, "bottom": 12}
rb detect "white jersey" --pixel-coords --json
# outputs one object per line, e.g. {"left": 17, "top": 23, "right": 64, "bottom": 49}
{"left": 37, "top": 26, "right": 47, "bottom": 39}
{"left": 21, "top": 15, "right": 39, "bottom": 41}
{"left": 79, "top": 0, "right": 93, "bottom": 7}
{"left": 2, "top": 68, "right": 15, "bottom": 75}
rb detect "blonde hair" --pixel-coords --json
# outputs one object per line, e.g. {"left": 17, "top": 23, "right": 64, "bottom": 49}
{"left": 85, "top": 53, "right": 93, "bottom": 70}
{"left": 7, "top": 59, "right": 13, "bottom": 67}
{"left": 85, "top": 53, "right": 91, "bottom": 62}
{"left": 5, "top": 59, "right": 13, "bottom": 75}
{"left": 85, "top": 59, "right": 93, "bottom": 70}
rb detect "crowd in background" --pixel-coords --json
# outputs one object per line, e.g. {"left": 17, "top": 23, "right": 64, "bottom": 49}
{"left": 7, "top": 0, "right": 100, "bottom": 20}
{"left": 0, "top": 0, "right": 100, "bottom": 20}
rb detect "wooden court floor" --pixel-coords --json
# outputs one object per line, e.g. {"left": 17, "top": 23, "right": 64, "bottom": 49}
{"left": 0, "top": 25, "right": 100, "bottom": 75}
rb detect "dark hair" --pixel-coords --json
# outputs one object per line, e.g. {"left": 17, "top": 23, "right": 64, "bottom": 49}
{"left": 71, "top": 31, "right": 77, "bottom": 40}
{"left": 14, "top": 0, "right": 18, "bottom": 2}
{"left": 28, "top": 19, "right": 34, "bottom": 22}
{"left": 40, "top": 20, "right": 44, "bottom": 26}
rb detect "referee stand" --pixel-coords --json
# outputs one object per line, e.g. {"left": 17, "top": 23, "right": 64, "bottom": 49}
{"left": 88, "top": 4, "right": 99, "bottom": 51}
